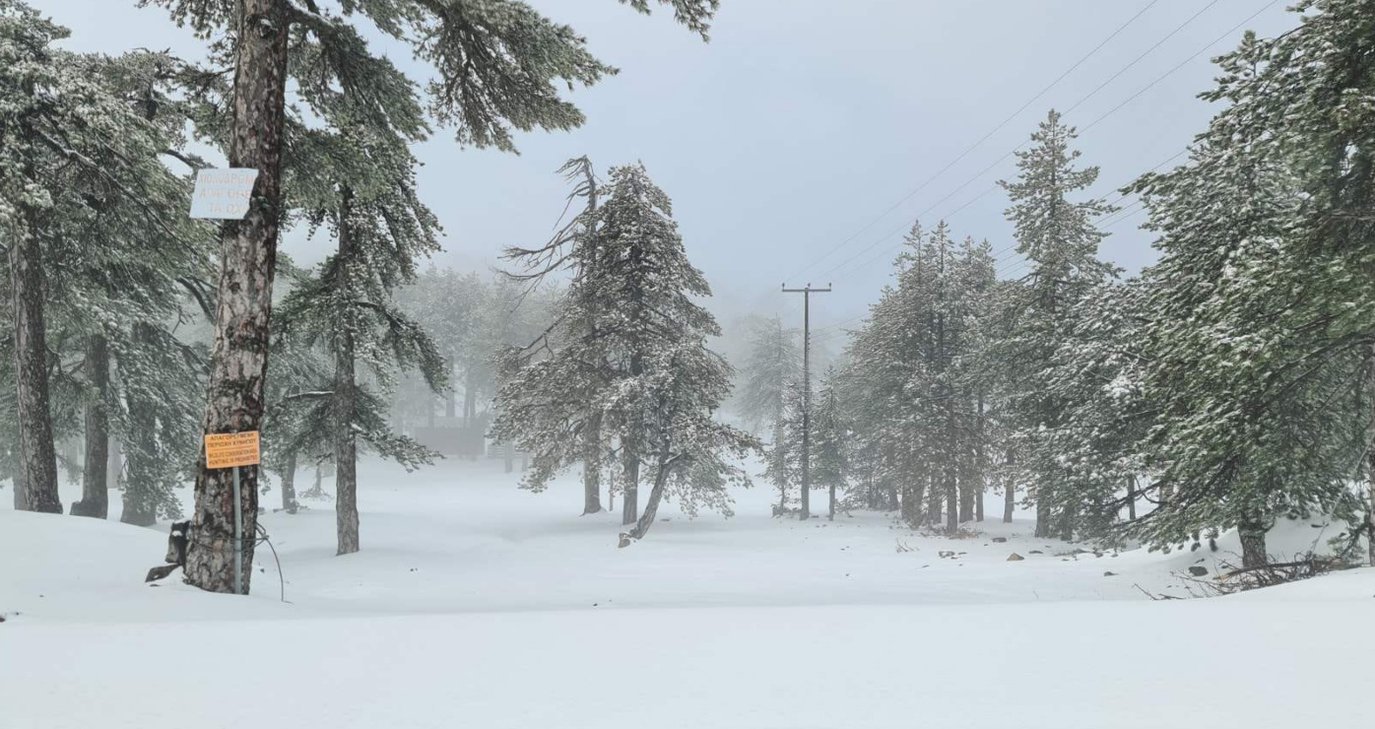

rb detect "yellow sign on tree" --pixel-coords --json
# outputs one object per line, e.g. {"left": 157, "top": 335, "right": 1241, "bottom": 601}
{"left": 204, "top": 431, "right": 261, "bottom": 470}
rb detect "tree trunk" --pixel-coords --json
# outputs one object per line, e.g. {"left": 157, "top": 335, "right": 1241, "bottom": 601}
{"left": 12, "top": 467, "right": 27, "bottom": 510}
{"left": 621, "top": 439, "right": 640, "bottom": 526}
{"left": 280, "top": 449, "right": 298, "bottom": 514}
{"left": 1367, "top": 481, "right": 1375, "bottom": 567}
{"left": 8, "top": 187, "right": 61, "bottom": 514}
{"left": 107, "top": 436, "right": 123, "bottom": 493}
{"left": 334, "top": 187, "right": 360, "bottom": 556}
{"left": 974, "top": 393, "right": 985, "bottom": 522}
{"left": 1034, "top": 493, "right": 1051, "bottom": 538}
{"left": 184, "top": 0, "right": 290, "bottom": 594}
{"left": 926, "top": 473, "right": 942, "bottom": 526}
{"left": 581, "top": 413, "right": 603, "bottom": 514}
{"left": 1003, "top": 450, "right": 1015, "bottom": 524}
{"left": 945, "top": 474, "right": 958, "bottom": 534}
{"left": 620, "top": 455, "right": 671, "bottom": 545}
{"left": 1126, "top": 475, "right": 1137, "bottom": 521}
{"left": 122, "top": 324, "right": 159, "bottom": 527}
{"left": 504, "top": 441, "right": 514, "bottom": 473}
{"left": 1058, "top": 505, "right": 1075, "bottom": 542}
{"left": 1238, "top": 510, "right": 1268, "bottom": 570}
{"left": 958, "top": 473, "right": 974, "bottom": 524}
{"left": 72, "top": 334, "right": 110, "bottom": 519}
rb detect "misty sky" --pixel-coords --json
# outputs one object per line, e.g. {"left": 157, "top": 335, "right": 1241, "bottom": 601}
{"left": 36, "top": 0, "right": 1298, "bottom": 340}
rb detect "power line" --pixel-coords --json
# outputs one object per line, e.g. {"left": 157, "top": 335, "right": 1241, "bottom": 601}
{"left": 782, "top": 0, "right": 1163, "bottom": 283}
{"left": 824, "top": 0, "right": 1270, "bottom": 284}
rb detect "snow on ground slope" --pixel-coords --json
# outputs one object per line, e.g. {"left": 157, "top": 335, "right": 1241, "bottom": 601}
{"left": 2, "top": 457, "right": 1372, "bottom": 728}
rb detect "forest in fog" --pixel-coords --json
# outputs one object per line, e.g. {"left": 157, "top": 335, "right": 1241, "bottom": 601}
{"left": 3, "top": 1, "right": 1375, "bottom": 725}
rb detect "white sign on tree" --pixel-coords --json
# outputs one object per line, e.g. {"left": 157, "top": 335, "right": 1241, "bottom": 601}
{"left": 189, "top": 168, "right": 260, "bottom": 220}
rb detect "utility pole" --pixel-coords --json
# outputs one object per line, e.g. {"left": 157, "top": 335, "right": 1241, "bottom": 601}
{"left": 782, "top": 283, "right": 832, "bottom": 521}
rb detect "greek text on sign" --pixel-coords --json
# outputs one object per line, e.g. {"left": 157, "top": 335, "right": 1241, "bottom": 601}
{"left": 189, "top": 168, "right": 259, "bottom": 220}
{"left": 205, "top": 431, "right": 261, "bottom": 469}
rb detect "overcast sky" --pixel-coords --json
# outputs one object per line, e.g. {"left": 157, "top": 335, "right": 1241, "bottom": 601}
{"left": 36, "top": 0, "right": 1299, "bottom": 338}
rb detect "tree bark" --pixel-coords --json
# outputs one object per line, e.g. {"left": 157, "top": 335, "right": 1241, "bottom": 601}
{"left": 280, "top": 449, "right": 298, "bottom": 514}
{"left": 8, "top": 183, "right": 61, "bottom": 514}
{"left": 1238, "top": 510, "right": 1268, "bottom": 570}
{"left": 581, "top": 413, "right": 603, "bottom": 514}
{"left": 72, "top": 334, "right": 110, "bottom": 519}
{"left": 184, "top": 0, "right": 290, "bottom": 594}
{"left": 334, "top": 187, "right": 360, "bottom": 556}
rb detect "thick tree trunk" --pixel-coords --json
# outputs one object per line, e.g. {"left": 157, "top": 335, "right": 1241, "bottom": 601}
{"left": 334, "top": 188, "right": 360, "bottom": 556}
{"left": 72, "top": 334, "right": 110, "bottom": 519}
{"left": 184, "top": 0, "right": 290, "bottom": 594}
{"left": 504, "top": 441, "right": 515, "bottom": 473}
{"left": 8, "top": 195, "right": 61, "bottom": 514}
{"left": 122, "top": 324, "right": 159, "bottom": 527}
{"left": 581, "top": 413, "right": 603, "bottom": 514}
{"left": 1238, "top": 510, "right": 1268, "bottom": 570}
{"left": 280, "top": 449, "right": 298, "bottom": 514}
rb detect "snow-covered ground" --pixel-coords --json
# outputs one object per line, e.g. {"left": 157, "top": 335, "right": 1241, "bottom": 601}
{"left": 2, "top": 458, "right": 1372, "bottom": 728}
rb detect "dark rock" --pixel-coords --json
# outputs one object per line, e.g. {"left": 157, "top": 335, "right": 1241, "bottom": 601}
{"left": 1103, "top": 571, "right": 1117, "bottom": 577}
{"left": 1187, "top": 565, "right": 1209, "bottom": 577}
{"left": 1007, "top": 553, "right": 1025, "bottom": 561}
{"left": 992, "top": 537, "right": 1008, "bottom": 543}
{"left": 1029, "top": 550, "right": 1044, "bottom": 555}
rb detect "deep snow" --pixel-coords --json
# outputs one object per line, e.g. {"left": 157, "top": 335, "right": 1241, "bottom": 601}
{"left": 2, "top": 457, "right": 1372, "bottom": 728}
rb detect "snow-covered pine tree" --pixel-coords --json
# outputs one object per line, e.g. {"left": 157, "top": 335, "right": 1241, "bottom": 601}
{"left": 1, "top": 4, "right": 212, "bottom": 516}
{"left": 762, "top": 378, "right": 805, "bottom": 516}
{"left": 1129, "top": 15, "right": 1374, "bottom": 567}
{"left": 274, "top": 72, "right": 447, "bottom": 553}
{"left": 493, "top": 163, "right": 755, "bottom": 540}
{"left": 737, "top": 316, "right": 802, "bottom": 434}
{"left": 997, "top": 109, "right": 1116, "bottom": 540}
{"left": 500, "top": 157, "right": 611, "bottom": 513}
{"left": 152, "top": 0, "right": 723, "bottom": 593}
{"left": 811, "top": 368, "right": 849, "bottom": 520}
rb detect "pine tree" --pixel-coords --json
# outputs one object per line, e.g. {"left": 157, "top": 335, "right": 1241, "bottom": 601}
{"left": 493, "top": 163, "right": 754, "bottom": 541}
{"left": 1, "top": 4, "right": 211, "bottom": 516}
{"left": 811, "top": 369, "right": 848, "bottom": 520}
{"left": 149, "top": 0, "right": 722, "bottom": 592}
{"left": 1127, "top": 15, "right": 1374, "bottom": 566}
{"left": 998, "top": 109, "right": 1116, "bottom": 540}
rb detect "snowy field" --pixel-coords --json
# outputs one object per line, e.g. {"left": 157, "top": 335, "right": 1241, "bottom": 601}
{"left": 2, "top": 458, "right": 1373, "bottom": 729}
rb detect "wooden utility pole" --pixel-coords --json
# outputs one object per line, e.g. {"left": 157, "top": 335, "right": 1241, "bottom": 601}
{"left": 782, "top": 283, "right": 831, "bottom": 521}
